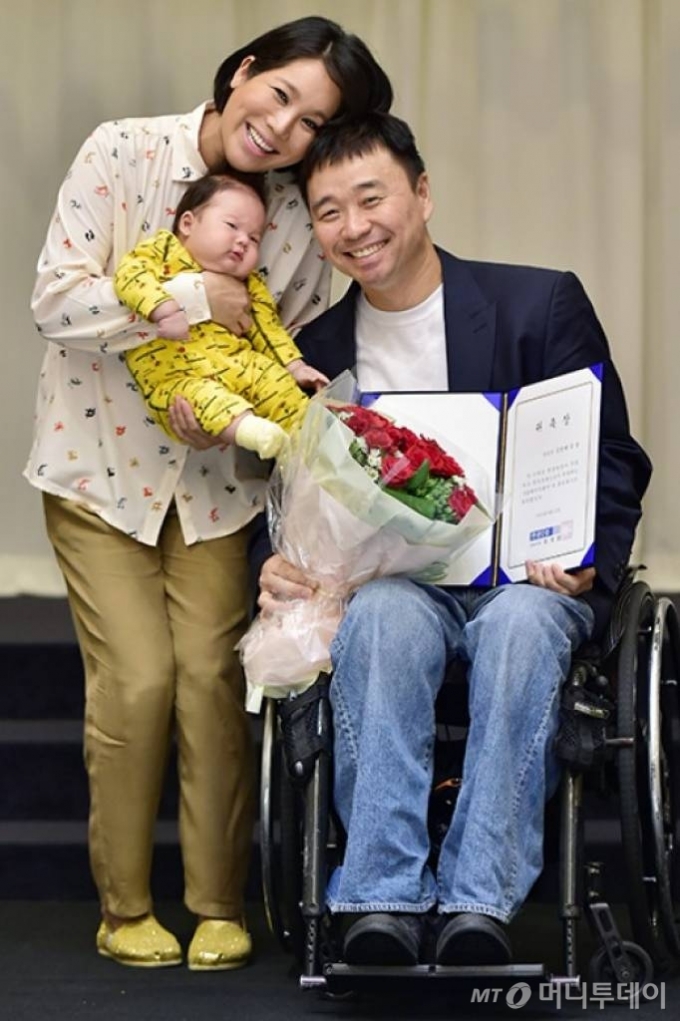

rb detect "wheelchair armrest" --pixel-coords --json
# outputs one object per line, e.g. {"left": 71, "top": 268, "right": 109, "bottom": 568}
{"left": 599, "top": 563, "right": 645, "bottom": 661}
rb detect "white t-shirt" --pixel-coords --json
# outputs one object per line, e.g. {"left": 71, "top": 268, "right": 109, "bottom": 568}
{"left": 355, "top": 285, "right": 448, "bottom": 392}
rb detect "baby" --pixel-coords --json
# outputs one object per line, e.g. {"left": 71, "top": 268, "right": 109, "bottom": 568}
{"left": 114, "top": 172, "right": 327, "bottom": 458}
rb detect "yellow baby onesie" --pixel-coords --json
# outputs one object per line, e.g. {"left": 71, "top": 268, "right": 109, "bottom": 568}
{"left": 115, "top": 230, "right": 309, "bottom": 440}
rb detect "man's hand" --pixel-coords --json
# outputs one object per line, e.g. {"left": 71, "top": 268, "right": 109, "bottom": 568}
{"left": 168, "top": 397, "right": 225, "bottom": 449}
{"left": 526, "top": 561, "right": 596, "bottom": 597}
{"left": 286, "top": 358, "right": 330, "bottom": 392}
{"left": 203, "top": 271, "right": 252, "bottom": 335}
{"left": 258, "top": 554, "right": 317, "bottom": 614}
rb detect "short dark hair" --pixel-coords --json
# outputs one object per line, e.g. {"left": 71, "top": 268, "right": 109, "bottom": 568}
{"left": 213, "top": 16, "right": 392, "bottom": 121}
{"left": 172, "top": 172, "right": 267, "bottom": 235}
{"left": 298, "top": 113, "right": 427, "bottom": 206}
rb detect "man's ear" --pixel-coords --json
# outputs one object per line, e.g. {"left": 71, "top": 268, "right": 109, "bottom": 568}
{"left": 230, "top": 55, "right": 256, "bottom": 89}
{"left": 416, "top": 172, "right": 434, "bottom": 224}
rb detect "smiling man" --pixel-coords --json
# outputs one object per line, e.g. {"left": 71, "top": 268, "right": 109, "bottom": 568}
{"left": 309, "top": 143, "right": 439, "bottom": 309}
{"left": 255, "top": 113, "right": 651, "bottom": 967}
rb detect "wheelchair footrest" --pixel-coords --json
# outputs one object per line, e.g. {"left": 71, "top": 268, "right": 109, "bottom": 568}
{"left": 314, "top": 961, "right": 549, "bottom": 997}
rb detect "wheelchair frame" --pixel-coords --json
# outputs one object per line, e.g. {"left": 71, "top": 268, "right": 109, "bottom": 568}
{"left": 259, "top": 578, "right": 680, "bottom": 996}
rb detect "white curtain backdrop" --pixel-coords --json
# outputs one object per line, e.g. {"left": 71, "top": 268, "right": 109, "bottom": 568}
{"left": 1, "top": 0, "right": 678, "bottom": 595}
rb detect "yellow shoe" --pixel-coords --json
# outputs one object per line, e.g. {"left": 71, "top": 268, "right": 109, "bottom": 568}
{"left": 187, "top": 919, "right": 252, "bottom": 971}
{"left": 96, "top": 916, "right": 182, "bottom": 968}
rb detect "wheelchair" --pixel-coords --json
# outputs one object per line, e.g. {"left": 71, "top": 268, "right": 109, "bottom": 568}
{"left": 259, "top": 574, "right": 680, "bottom": 998}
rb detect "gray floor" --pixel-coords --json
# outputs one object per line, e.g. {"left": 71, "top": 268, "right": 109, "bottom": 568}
{"left": 0, "top": 900, "right": 676, "bottom": 1020}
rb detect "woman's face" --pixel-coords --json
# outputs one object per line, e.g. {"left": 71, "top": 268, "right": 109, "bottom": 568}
{"left": 219, "top": 57, "right": 342, "bottom": 172}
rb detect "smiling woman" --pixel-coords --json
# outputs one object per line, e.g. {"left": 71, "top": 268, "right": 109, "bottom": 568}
{"left": 204, "top": 59, "right": 342, "bottom": 172}
{"left": 26, "top": 14, "right": 391, "bottom": 974}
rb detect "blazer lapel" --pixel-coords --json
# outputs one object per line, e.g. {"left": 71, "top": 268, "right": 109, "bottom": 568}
{"left": 439, "top": 249, "right": 497, "bottom": 391}
{"left": 328, "top": 283, "right": 359, "bottom": 377}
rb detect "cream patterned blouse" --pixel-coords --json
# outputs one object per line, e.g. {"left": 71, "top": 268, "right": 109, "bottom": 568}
{"left": 25, "top": 102, "right": 330, "bottom": 545}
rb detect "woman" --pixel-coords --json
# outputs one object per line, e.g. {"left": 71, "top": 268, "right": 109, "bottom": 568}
{"left": 27, "top": 16, "right": 392, "bottom": 970}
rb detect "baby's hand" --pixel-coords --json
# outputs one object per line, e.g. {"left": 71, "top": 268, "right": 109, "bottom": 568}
{"left": 151, "top": 300, "right": 190, "bottom": 341}
{"left": 286, "top": 358, "right": 330, "bottom": 392}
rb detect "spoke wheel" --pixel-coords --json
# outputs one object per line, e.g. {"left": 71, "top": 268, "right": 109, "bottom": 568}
{"left": 260, "top": 699, "right": 306, "bottom": 961}
{"left": 616, "top": 582, "right": 674, "bottom": 970}
{"left": 647, "top": 599, "right": 680, "bottom": 959}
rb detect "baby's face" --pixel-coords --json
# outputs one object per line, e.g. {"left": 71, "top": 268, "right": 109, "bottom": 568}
{"left": 181, "top": 186, "right": 265, "bottom": 279}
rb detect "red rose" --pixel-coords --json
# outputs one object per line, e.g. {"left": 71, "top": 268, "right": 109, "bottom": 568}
{"left": 401, "top": 441, "right": 430, "bottom": 471}
{"left": 363, "top": 427, "right": 397, "bottom": 451}
{"left": 380, "top": 454, "right": 419, "bottom": 487}
{"left": 393, "top": 425, "right": 420, "bottom": 450}
{"left": 432, "top": 453, "right": 464, "bottom": 477}
{"left": 340, "top": 405, "right": 393, "bottom": 438}
{"left": 385, "top": 423, "right": 409, "bottom": 447}
{"left": 448, "top": 485, "right": 476, "bottom": 521}
{"left": 342, "top": 412, "right": 372, "bottom": 437}
{"left": 417, "top": 437, "right": 464, "bottom": 477}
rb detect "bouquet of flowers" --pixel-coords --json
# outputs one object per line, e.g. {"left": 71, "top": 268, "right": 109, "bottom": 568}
{"left": 333, "top": 403, "right": 479, "bottom": 525}
{"left": 239, "top": 373, "right": 495, "bottom": 711}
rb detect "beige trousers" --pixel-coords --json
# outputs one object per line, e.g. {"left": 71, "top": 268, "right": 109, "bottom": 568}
{"left": 43, "top": 493, "right": 255, "bottom": 919}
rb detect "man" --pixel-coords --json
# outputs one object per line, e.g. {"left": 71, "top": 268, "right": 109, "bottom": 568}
{"left": 255, "top": 114, "right": 651, "bottom": 966}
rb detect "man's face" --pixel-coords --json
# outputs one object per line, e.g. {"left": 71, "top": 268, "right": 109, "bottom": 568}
{"left": 307, "top": 146, "right": 434, "bottom": 309}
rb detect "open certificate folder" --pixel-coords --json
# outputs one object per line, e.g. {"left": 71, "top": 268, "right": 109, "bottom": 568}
{"left": 361, "top": 364, "right": 602, "bottom": 586}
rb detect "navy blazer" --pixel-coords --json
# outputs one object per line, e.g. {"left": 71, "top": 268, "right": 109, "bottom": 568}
{"left": 251, "top": 248, "right": 652, "bottom": 635}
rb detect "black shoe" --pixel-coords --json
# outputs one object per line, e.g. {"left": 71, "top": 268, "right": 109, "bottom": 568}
{"left": 343, "top": 913, "right": 423, "bottom": 966}
{"left": 436, "top": 912, "right": 512, "bottom": 966}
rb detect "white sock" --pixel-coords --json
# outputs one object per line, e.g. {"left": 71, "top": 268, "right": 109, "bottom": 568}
{"left": 234, "top": 416, "right": 287, "bottom": 459}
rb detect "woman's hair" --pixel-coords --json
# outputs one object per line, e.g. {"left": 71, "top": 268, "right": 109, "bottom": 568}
{"left": 298, "top": 113, "right": 426, "bottom": 205}
{"left": 172, "top": 171, "right": 267, "bottom": 234}
{"left": 213, "top": 16, "right": 392, "bottom": 120}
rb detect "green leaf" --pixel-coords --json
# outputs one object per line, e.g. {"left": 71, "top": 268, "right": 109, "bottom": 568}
{"left": 385, "top": 486, "right": 437, "bottom": 519}
{"left": 404, "top": 459, "right": 431, "bottom": 493}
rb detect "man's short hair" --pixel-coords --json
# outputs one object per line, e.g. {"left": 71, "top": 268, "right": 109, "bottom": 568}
{"left": 299, "top": 113, "right": 426, "bottom": 206}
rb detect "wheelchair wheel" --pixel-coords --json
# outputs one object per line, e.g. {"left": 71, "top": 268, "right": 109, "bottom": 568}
{"left": 616, "top": 583, "right": 680, "bottom": 970}
{"left": 260, "top": 698, "right": 306, "bottom": 961}
{"left": 647, "top": 598, "right": 680, "bottom": 958}
{"left": 588, "top": 941, "right": 653, "bottom": 986}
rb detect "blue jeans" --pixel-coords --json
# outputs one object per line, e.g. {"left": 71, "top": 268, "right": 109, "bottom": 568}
{"left": 326, "top": 577, "right": 594, "bottom": 923}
